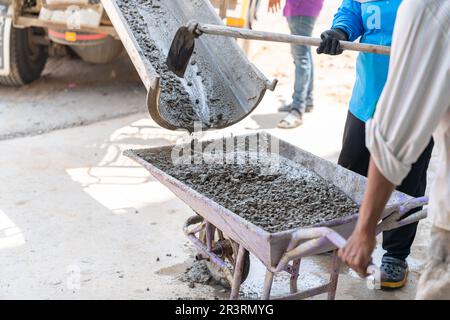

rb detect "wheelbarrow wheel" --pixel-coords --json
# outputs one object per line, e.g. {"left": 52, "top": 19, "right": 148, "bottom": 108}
{"left": 199, "top": 228, "right": 250, "bottom": 289}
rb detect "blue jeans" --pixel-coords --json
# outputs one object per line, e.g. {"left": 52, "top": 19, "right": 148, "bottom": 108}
{"left": 287, "top": 16, "right": 316, "bottom": 113}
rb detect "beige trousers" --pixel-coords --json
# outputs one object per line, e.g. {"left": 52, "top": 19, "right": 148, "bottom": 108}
{"left": 416, "top": 226, "right": 450, "bottom": 299}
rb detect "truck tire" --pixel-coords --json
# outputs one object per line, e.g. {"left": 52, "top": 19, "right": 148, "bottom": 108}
{"left": 0, "top": 27, "right": 48, "bottom": 86}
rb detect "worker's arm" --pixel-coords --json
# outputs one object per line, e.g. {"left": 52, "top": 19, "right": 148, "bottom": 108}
{"left": 338, "top": 0, "right": 450, "bottom": 277}
{"left": 338, "top": 159, "right": 394, "bottom": 277}
{"left": 331, "top": 0, "right": 363, "bottom": 42}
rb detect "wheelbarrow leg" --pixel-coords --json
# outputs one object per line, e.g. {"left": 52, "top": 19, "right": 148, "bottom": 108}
{"left": 327, "top": 250, "right": 341, "bottom": 300}
{"left": 261, "top": 270, "right": 274, "bottom": 300}
{"left": 229, "top": 245, "right": 247, "bottom": 300}
{"left": 290, "top": 259, "right": 301, "bottom": 293}
{"left": 205, "top": 222, "right": 215, "bottom": 251}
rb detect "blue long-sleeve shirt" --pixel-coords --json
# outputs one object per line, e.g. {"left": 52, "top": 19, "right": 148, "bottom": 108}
{"left": 332, "top": 0, "right": 402, "bottom": 122}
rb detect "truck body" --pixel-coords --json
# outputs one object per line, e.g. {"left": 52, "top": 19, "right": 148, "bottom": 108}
{"left": 0, "top": 0, "right": 257, "bottom": 86}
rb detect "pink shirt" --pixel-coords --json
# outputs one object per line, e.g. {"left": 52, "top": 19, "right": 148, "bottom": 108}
{"left": 283, "top": 0, "right": 324, "bottom": 18}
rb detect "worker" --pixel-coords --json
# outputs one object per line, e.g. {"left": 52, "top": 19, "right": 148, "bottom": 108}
{"left": 338, "top": 0, "right": 449, "bottom": 299}
{"left": 317, "top": 0, "right": 434, "bottom": 290}
{"left": 268, "top": 0, "right": 324, "bottom": 129}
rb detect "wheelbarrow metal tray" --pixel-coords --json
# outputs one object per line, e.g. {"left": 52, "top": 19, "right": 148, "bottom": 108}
{"left": 125, "top": 132, "right": 413, "bottom": 268}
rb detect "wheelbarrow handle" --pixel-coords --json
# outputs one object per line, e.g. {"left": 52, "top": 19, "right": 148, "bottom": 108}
{"left": 323, "top": 230, "right": 378, "bottom": 275}
{"left": 276, "top": 227, "right": 378, "bottom": 277}
{"left": 378, "top": 209, "right": 428, "bottom": 233}
{"left": 399, "top": 196, "right": 428, "bottom": 215}
{"left": 377, "top": 196, "right": 429, "bottom": 233}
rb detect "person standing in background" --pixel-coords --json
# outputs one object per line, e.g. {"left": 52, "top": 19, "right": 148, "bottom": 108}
{"left": 268, "top": 0, "right": 324, "bottom": 129}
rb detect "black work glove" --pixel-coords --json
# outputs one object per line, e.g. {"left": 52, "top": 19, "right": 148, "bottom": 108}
{"left": 317, "top": 28, "right": 349, "bottom": 55}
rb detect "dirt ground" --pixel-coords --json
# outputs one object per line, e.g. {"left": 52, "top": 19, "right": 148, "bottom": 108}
{"left": 0, "top": 1, "right": 436, "bottom": 299}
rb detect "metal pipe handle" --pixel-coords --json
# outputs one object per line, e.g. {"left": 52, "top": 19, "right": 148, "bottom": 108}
{"left": 377, "top": 196, "right": 428, "bottom": 233}
{"left": 275, "top": 227, "right": 377, "bottom": 277}
{"left": 197, "top": 23, "right": 391, "bottom": 55}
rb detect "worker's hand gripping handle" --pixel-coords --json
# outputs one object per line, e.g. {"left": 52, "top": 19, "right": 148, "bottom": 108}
{"left": 279, "top": 227, "right": 379, "bottom": 280}
{"left": 324, "top": 229, "right": 379, "bottom": 278}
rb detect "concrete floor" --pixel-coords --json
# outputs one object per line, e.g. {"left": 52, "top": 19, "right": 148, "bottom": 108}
{"left": 0, "top": 1, "right": 435, "bottom": 299}
{"left": 0, "top": 55, "right": 146, "bottom": 141}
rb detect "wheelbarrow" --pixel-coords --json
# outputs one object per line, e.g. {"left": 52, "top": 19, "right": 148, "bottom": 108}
{"left": 124, "top": 132, "right": 428, "bottom": 300}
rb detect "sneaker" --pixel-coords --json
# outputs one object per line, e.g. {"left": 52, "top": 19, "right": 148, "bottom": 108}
{"left": 380, "top": 256, "right": 409, "bottom": 290}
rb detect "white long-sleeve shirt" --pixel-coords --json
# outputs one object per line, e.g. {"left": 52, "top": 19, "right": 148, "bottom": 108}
{"left": 366, "top": 0, "right": 450, "bottom": 230}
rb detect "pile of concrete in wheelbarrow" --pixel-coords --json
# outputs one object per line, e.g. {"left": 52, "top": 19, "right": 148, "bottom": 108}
{"left": 132, "top": 142, "right": 359, "bottom": 233}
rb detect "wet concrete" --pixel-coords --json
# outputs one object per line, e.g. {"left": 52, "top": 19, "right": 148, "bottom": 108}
{"left": 114, "top": 0, "right": 241, "bottom": 131}
{"left": 179, "top": 260, "right": 213, "bottom": 286}
{"left": 116, "top": 0, "right": 201, "bottom": 129}
{"left": 136, "top": 148, "right": 358, "bottom": 232}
